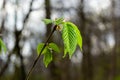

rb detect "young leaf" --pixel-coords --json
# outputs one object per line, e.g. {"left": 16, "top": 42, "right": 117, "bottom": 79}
{"left": 42, "top": 19, "right": 53, "bottom": 25}
{"left": 63, "top": 46, "right": 67, "bottom": 58}
{"left": 54, "top": 17, "right": 64, "bottom": 25}
{"left": 49, "top": 43, "right": 60, "bottom": 53}
{"left": 37, "top": 43, "right": 53, "bottom": 67}
{"left": 37, "top": 43, "right": 46, "bottom": 55}
{"left": 43, "top": 49, "right": 52, "bottom": 67}
{"left": 65, "top": 22, "right": 82, "bottom": 51}
{"left": 0, "top": 39, "right": 7, "bottom": 53}
{"left": 62, "top": 22, "right": 77, "bottom": 58}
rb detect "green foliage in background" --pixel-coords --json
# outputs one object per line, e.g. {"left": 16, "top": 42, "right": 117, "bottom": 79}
{"left": 0, "top": 39, "right": 7, "bottom": 53}
{"left": 37, "top": 17, "right": 82, "bottom": 67}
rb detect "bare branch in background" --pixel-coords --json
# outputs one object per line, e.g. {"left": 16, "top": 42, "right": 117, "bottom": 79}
{"left": 23, "top": 0, "right": 34, "bottom": 24}
{"left": 0, "top": 0, "right": 6, "bottom": 33}
{"left": 0, "top": 0, "right": 8, "bottom": 77}
{"left": 0, "top": 0, "right": 35, "bottom": 78}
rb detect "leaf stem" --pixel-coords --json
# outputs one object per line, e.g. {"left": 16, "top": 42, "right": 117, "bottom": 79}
{"left": 25, "top": 25, "right": 57, "bottom": 80}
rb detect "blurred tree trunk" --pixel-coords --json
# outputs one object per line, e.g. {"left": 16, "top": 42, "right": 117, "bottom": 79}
{"left": 108, "top": 0, "right": 117, "bottom": 80}
{"left": 13, "top": 30, "right": 26, "bottom": 80}
{"left": 44, "top": 0, "right": 61, "bottom": 80}
{"left": 78, "top": 0, "right": 93, "bottom": 80}
{"left": 13, "top": 1, "right": 26, "bottom": 79}
{"left": 13, "top": 0, "right": 34, "bottom": 79}
{"left": 45, "top": 0, "right": 52, "bottom": 36}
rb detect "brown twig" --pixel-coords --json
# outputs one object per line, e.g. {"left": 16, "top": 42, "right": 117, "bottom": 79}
{"left": 25, "top": 25, "right": 57, "bottom": 80}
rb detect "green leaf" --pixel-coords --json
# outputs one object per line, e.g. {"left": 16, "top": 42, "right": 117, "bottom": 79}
{"left": 43, "top": 49, "right": 52, "bottom": 67}
{"left": 42, "top": 19, "right": 53, "bottom": 25}
{"left": 0, "top": 39, "right": 7, "bottom": 53}
{"left": 37, "top": 43, "right": 53, "bottom": 67}
{"left": 62, "top": 22, "right": 77, "bottom": 58}
{"left": 49, "top": 43, "right": 60, "bottom": 53}
{"left": 37, "top": 43, "right": 46, "bottom": 55}
{"left": 63, "top": 46, "right": 67, "bottom": 58}
{"left": 65, "top": 22, "right": 82, "bottom": 51}
{"left": 54, "top": 17, "right": 64, "bottom": 25}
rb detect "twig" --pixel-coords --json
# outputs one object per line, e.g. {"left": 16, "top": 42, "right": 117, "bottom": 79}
{"left": 25, "top": 25, "right": 57, "bottom": 80}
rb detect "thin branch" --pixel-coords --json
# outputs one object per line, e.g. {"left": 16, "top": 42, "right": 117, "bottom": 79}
{"left": 25, "top": 25, "right": 57, "bottom": 80}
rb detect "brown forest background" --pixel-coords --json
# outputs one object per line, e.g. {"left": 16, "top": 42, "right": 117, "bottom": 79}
{"left": 0, "top": 0, "right": 120, "bottom": 80}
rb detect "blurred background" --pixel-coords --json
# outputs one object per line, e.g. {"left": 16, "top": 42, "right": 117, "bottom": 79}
{"left": 0, "top": 0, "right": 120, "bottom": 80}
